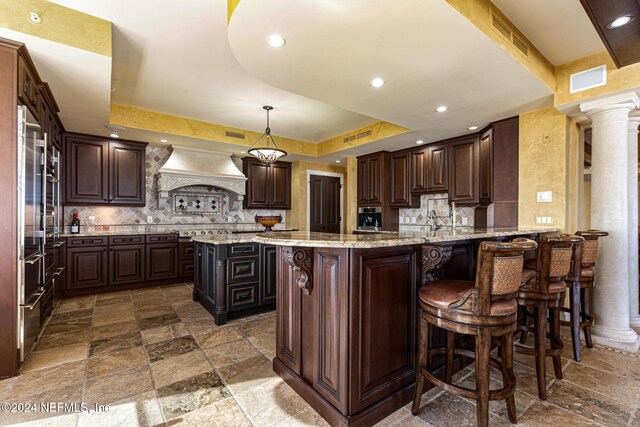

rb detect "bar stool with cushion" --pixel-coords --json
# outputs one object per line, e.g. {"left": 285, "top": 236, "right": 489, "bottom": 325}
{"left": 412, "top": 238, "right": 537, "bottom": 427}
{"left": 516, "top": 234, "right": 584, "bottom": 400}
{"left": 561, "top": 230, "right": 608, "bottom": 361}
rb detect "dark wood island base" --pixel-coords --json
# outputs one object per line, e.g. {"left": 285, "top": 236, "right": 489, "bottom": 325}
{"left": 252, "top": 230, "right": 554, "bottom": 426}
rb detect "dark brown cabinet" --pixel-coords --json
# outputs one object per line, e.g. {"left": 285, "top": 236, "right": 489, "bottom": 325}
{"left": 67, "top": 246, "right": 108, "bottom": 290}
{"left": 474, "top": 117, "right": 519, "bottom": 228}
{"left": 242, "top": 158, "right": 291, "bottom": 209}
{"left": 357, "top": 152, "right": 386, "bottom": 206}
{"left": 178, "top": 241, "right": 195, "bottom": 279}
{"left": 109, "top": 142, "right": 146, "bottom": 205}
{"left": 109, "top": 244, "right": 145, "bottom": 285}
{"left": 64, "top": 136, "right": 108, "bottom": 204}
{"left": 64, "top": 133, "right": 147, "bottom": 206}
{"left": 427, "top": 143, "right": 448, "bottom": 192}
{"left": 309, "top": 175, "right": 341, "bottom": 233}
{"left": 449, "top": 136, "right": 480, "bottom": 206}
{"left": 146, "top": 243, "right": 178, "bottom": 281}
{"left": 390, "top": 151, "right": 419, "bottom": 208}
{"left": 18, "top": 56, "right": 41, "bottom": 121}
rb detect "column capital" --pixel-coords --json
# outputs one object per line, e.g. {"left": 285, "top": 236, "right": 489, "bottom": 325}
{"left": 580, "top": 92, "right": 640, "bottom": 117}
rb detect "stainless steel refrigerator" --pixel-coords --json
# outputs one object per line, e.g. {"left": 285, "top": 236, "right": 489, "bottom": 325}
{"left": 17, "top": 105, "right": 47, "bottom": 361}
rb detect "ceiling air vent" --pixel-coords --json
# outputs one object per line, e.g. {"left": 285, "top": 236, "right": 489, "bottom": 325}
{"left": 490, "top": 8, "right": 529, "bottom": 58}
{"left": 225, "top": 130, "right": 245, "bottom": 139}
{"left": 570, "top": 65, "right": 607, "bottom": 94}
{"left": 344, "top": 129, "right": 372, "bottom": 143}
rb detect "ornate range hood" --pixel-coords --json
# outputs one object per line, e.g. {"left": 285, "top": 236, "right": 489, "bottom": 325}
{"left": 156, "top": 145, "right": 247, "bottom": 210}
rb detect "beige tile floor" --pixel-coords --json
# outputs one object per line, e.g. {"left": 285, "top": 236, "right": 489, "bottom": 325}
{"left": 0, "top": 283, "right": 639, "bottom": 426}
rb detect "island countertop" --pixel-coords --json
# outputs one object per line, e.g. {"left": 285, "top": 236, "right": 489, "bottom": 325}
{"left": 192, "top": 227, "right": 558, "bottom": 248}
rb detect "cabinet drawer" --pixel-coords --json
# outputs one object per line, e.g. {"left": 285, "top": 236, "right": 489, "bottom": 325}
{"left": 40, "top": 286, "right": 53, "bottom": 326}
{"left": 178, "top": 260, "right": 194, "bottom": 278}
{"left": 179, "top": 242, "right": 194, "bottom": 260}
{"left": 228, "top": 243, "right": 259, "bottom": 258}
{"left": 227, "top": 256, "right": 259, "bottom": 284}
{"left": 67, "top": 236, "right": 108, "bottom": 247}
{"left": 146, "top": 234, "right": 178, "bottom": 244}
{"left": 109, "top": 235, "right": 145, "bottom": 245}
{"left": 227, "top": 282, "right": 259, "bottom": 312}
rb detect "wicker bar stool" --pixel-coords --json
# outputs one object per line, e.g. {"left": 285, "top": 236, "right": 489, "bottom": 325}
{"left": 412, "top": 238, "right": 537, "bottom": 427}
{"left": 561, "top": 230, "right": 608, "bottom": 361}
{"left": 516, "top": 234, "right": 584, "bottom": 400}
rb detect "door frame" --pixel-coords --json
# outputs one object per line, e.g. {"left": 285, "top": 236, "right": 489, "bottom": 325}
{"left": 306, "top": 170, "right": 344, "bottom": 234}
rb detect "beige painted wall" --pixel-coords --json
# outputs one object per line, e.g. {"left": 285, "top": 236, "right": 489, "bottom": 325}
{"left": 345, "top": 157, "right": 358, "bottom": 233}
{"left": 519, "top": 107, "right": 575, "bottom": 231}
{"left": 287, "top": 161, "right": 347, "bottom": 231}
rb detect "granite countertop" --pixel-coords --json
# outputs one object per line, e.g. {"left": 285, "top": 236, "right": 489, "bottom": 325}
{"left": 60, "top": 226, "right": 296, "bottom": 238}
{"left": 193, "top": 227, "right": 559, "bottom": 248}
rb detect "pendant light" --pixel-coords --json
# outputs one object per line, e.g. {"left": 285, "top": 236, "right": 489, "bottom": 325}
{"left": 248, "top": 106, "right": 287, "bottom": 164}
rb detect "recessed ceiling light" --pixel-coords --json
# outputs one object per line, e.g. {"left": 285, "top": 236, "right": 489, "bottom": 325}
{"left": 436, "top": 106, "right": 448, "bottom": 112}
{"left": 266, "top": 34, "right": 286, "bottom": 48}
{"left": 607, "top": 14, "right": 635, "bottom": 29}
{"left": 110, "top": 131, "right": 119, "bottom": 138}
{"left": 159, "top": 139, "right": 168, "bottom": 143}
{"left": 416, "top": 140, "right": 424, "bottom": 145}
{"left": 468, "top": 126, "right": 478, "bottom": 130}
{"left": 29, "top": 12, "right": 42, "bottom": 24}
{"left": 240, "top": 151, "right": 246, "bottom": 154}
{"left": 370, "top": 77, "right": 386, "bottom": 88}
{"left": 335, "top": 160, "right": 341, "bottom": 163}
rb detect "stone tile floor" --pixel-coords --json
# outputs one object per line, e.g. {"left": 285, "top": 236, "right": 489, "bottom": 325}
{"left": 0, "top": 283, "right": 639, "bottom": 426}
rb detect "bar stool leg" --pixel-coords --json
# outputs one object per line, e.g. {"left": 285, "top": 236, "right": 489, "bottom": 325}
{"left": 519, "top": 306, "right": 530, "bottom": 344}
{"left": 412, "top": 315, "right": 429, "bottom": 415}
{"left": 500, "top": 334, "right": 517, "bottom": 423}
{"left": 549, "top": 305, "right": 563, "bottom": 379}
{"left": 534, "top": 302, "right": 548, "bottom": 400}
{"left": 581, "top": 287, "right": 594, "bottom": 348}
{"left": 569, "top": 283, "right": 582, "bottom": 361}
{"left": 476, "top": 328, "right": 491, "bottom": 427}
{"left": 445, "top": 330, "right": 455, "bottom": 383}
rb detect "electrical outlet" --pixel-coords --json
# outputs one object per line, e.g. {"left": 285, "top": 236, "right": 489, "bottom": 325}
{"left": 462, "top": 217, "right": 468, "bottom": 226}
{"left": 147, "top": 216, "right": 153, "bottom": 224}
{"left": 536, "top": 216, "right": 542, "bottom": 224}
{"left": 411, "top": 217, "right": 416, "bottom": 224}
{"left": 546, "top": 217, "right": 553, "bottom": 224}
{"left": 537, "top": 191, "right": 552, "bottom": 203}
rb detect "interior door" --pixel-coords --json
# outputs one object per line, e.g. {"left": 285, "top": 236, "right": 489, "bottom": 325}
{"left": 310, "top": 175, "right": 341, "bottom": 233}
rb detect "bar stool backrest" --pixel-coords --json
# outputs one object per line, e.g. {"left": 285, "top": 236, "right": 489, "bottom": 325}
{"left": 575, "top": 230, "right": 609, "bottom": 267}
{"left": 532, "top": 235, "right": 584, "bottom": 293}
{"left": 475, "top": 238, "right": 538, "bottom": 316}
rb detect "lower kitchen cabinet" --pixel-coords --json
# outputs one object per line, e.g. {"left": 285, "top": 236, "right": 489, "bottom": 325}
{"left": 146, "top": 243, "right": 178, "bottom": 281}
{"left": 66, "top": 246, "right": 109, "bottom": 290}
{"left": 109, "top": 244, "right": 145, "bottom": 285}
{"left": 64, "top": 233, "right": 192, "bottom": 296}
{"left": 194, "top": 242, "right": 277, "bottom": 325}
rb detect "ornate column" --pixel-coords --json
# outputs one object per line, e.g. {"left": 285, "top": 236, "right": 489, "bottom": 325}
{"left": 580, "top": 93, "right": 640, "bottom": 351}
{"left": 629, "top": 114, "right": 640, "bottom": 331}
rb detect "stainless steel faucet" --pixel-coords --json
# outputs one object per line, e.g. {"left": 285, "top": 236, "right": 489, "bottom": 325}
{"left": 426, "top": 210, "right": 438, "bottom": 232}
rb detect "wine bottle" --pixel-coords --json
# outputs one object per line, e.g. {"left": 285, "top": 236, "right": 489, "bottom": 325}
{"left": 71, "top": 214, "right": 80, "bottom": 234}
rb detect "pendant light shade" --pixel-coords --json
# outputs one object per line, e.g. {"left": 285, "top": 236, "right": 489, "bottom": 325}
{"left": 248, "top": 106, "right": 287, "bottom": 164}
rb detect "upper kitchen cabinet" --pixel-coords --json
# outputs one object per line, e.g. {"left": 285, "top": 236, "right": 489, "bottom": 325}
{"left": 64, "top": 133, "right": 147, "bottom": 206}
{"left": 17, "top": 55, "right": 41, "bottom": 121}
{"left": 475, "top": 117, "right": 519, "bottom": 228}
{"left": 411, "top": 143, "right": 448, "bottom": 194}
{"left": 242, "top": 157, "right": 291, "bottom": 209}
{"left": 449, "top": 135, "right": 480, "bottom": 206}
{"left": 357, "top": 151, "right": 388, "bottom": 207}
{"left": 390, "top": 150, "right": 419, "bottom": 208}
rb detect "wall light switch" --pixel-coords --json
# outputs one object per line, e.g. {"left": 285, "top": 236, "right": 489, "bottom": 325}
{"left": 537, "top": 191, "right": 553, "bottom": 203}
{"left": 536, "top": 216, "right": 542, "bottom": 224}
{"left": 546, "top": 217, "right": 553, "bottom": 224}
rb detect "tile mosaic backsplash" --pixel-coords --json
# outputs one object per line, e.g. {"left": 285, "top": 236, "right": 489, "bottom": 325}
{"left": 398, "top": 193, "right": 475, "bottom": 228}
{"left": 64, "top": 146, "right": 285, "bottom": 228}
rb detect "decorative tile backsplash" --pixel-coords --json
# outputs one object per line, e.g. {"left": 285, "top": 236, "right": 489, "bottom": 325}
{"left": 398, "top": 193, "right": 475, "bottom": 227}
{"left": 64, "top": 147, "right": 285, "bottom": 227}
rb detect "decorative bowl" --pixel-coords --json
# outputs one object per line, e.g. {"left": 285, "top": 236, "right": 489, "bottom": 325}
{"left": 255, "top": 215, "right": 282, "bottom": 232}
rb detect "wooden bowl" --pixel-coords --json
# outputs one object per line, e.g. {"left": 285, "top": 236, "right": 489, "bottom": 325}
{"left": 255, "top": 215, "right": 282, "bottom": 232}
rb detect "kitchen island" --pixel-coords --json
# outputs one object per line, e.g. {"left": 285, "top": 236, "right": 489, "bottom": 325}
{"left": 195, "top": 227, "right": 556, "bottom": 426}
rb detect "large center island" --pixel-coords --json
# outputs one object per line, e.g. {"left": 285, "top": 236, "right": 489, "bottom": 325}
{"left": 193, "top": 228, "right": 556, "bottom": 426}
